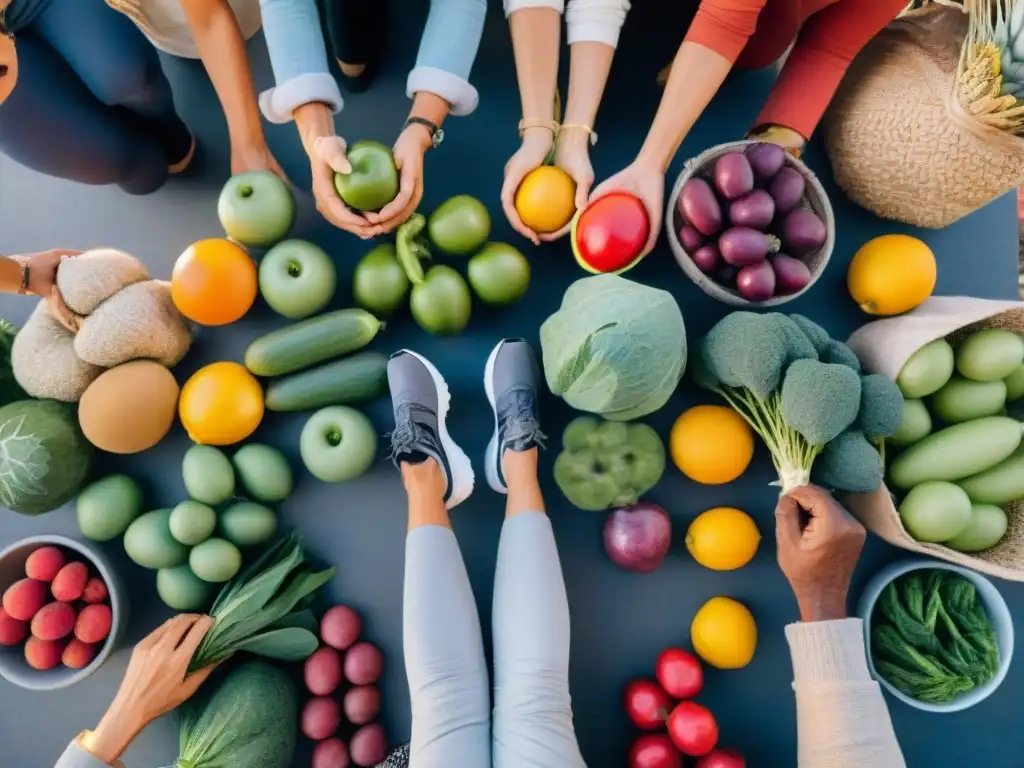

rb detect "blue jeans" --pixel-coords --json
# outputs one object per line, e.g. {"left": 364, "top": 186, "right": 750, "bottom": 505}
{"left": 0, "top": 0, "right": 191, "bottom": 194}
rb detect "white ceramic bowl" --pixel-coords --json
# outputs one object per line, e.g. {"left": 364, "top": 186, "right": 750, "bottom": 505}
{"left": 0, "top": 535, "right": 128, "bottom": 691}
{"left": 858, "top": 558, "right": 1013, "bottom": 713}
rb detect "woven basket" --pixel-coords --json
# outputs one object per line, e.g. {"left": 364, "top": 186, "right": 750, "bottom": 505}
{"left": 665, "top": 140, "right": 835, "bottom": 308}
{"left": 845, "top": 296, "right": 1024, "bottom": 581}
{"left": 823, "top": 4, "right": 1024, "bottom": 229}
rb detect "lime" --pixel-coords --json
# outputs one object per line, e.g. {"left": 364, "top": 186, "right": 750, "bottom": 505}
{"left": 468, "top": 243, "right": 530, "bottom": 305}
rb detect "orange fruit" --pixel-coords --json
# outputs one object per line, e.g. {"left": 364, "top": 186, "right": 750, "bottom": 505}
{"left": 514, "top": 166, "right": 576, "bottom": 233}
{"left": 670, "top": 405, "right": 754, "bottom": 484}
{"left": 691, "top": 597, "right": 757, "bottom": 669}
{"left": 179, "top": 361, "right": 263, "bottom": 445}
{"left": 171, "top": 238, "right": 257, "bottom": 325}
{"left": 847, "top": 234, "right": 936, "bottom": 316}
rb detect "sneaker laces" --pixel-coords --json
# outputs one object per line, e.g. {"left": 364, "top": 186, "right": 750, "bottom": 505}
{"left": 388, "top": 402, "right": 436, "bottom": 465}
{"left": 502, "top": 388, "right": 546, "bottom": 448}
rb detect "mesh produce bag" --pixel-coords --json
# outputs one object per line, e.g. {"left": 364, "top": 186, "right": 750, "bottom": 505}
{"left": 845, "top": 297, "right": 1024, "bottom": 580}
{"left": 822, "top": 1, "right": 1024, "bottom": 229}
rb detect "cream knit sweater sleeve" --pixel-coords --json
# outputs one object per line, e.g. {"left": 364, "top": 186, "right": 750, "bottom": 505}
{"left": 786, "top": 618, "right": 906, "bottom": 768}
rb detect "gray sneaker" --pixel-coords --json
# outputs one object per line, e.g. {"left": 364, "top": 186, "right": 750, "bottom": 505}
{"left": 484, "top": 339, "right": 545, "bottom": 494}
{"left": 387, "top": 350, "right": 474, "bottom": 509}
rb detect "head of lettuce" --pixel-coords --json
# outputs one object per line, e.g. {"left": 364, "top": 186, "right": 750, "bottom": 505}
{"left": 540, "top": 275, "right": 687, "bottom": 421}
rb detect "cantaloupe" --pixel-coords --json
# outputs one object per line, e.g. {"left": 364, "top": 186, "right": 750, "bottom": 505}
{"left": 79, "top": 360, "right": 179, "bottom": 454}
{"left": 11, "top": 302, "right": 102, "bottom": 402}
{"left": 56, "top": 248, "right": 150, "bottom": 315}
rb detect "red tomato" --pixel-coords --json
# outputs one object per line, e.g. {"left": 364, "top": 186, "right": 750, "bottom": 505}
{"left": 696, "top": 748, "right": 746, "bottom": 768}
{"left": 656, "top": 647, "right": 703, "bottom": 700}
{"left": 623, "top": 679, "right": 673, "bottom": 730}
{"left": 628, "top": 733, "right": 683, "bottom": 768}
{"left": 667, "top": 701, "right": 719, "bottom": 757}
{"left": 572, "top": 192, "right": 650, "bottom": 274}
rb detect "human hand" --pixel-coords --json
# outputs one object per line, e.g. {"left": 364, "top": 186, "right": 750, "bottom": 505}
{"left": 85, "top": 615, "right": 217, "bottom": 764}
{"left": 309, "top": 135, "right": 376, "bottom": 239}
{"left": 542, "top": 130, "right": 595, "bottom": 242}
{"left": 747, "top": 125, "right": 805, "bottom": 156}
{"left": 589, "top": 158, "right": 665, "bottom": 257}
{"left": 365, "top": 123, "right": 429, "bottom": 235}
{"left": 231, "top": 139, "right": 290, "bottom": 183}
{"left": 775, "top": 485, "right": 866, "bottom": 622}
{"left": 501, "top": 129, "right": 555, "bottom": 245}
{"left": 14, "top": 249, "right": 83, "bottom": 332}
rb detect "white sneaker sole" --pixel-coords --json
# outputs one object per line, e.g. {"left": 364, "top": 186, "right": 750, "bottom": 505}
{"left": 398, "top": 350, "right": 475, "bottom": 509}
{"left": 483, "top": 341, "right": 507, "bottom": 494}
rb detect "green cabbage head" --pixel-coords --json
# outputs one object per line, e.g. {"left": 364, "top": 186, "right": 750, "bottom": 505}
{"left": 540, "top": 275, "right": 686, "bottom": 421}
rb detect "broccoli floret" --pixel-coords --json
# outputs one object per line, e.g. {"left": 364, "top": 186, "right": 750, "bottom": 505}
{"left": 781, "top": 359, "right": 862, "bottom": 445}
{"left": 789, "top": 314, "right": 831, "bottom": 353}
{"left": 856, "top": 374, "right": 905, "bottom": 439}
{"left": 820, "top": 339, "right": 862, "bottom": 373}
{"left": 701, "top": 312, "right": 790, "bottom": 398}
{"left": 767, "top": 313, "right": 818, "bottom": 364}
{"left": 812, "top": 430, "right": 884, "bottom": 493}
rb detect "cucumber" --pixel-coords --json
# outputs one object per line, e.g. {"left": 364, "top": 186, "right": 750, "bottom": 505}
{"left": 1005, "top": 364, "right": 1024, "bottom": 401}
{"left": 957, "top": 444, "right": 1024, "bottom": 504}
{"left": 955, "top": 328, "right": 1024, "bottom": 382}
{"left": 245, "top": 309, "right": 382, "bottom": 377}
{"left": 265, "top": 351, "right": 388, "bottom": 412}
{"left": 897, "top": 339, "right": 954, "bottom": 398}
{"left": 929, "top": 376, "right": 1006, "bottom": 423}
{"left": 888, "top": 416, "right": 1023, "bottom": 489}
{"left": 889, "top": 399, "right": 932, "bottom": 447}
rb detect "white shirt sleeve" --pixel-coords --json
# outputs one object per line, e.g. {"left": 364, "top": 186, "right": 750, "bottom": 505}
{"left": 503, "top": 0, "right": 629, "bottom": 49}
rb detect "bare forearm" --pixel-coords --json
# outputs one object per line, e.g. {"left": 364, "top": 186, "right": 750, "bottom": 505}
{"left": 0, "top": 256, "right": 23, "bottom": 294}
{"left": 637, "top": 41, "right": 732, "bottom": 171}
{"left": 80, "top": 703, "right": 145, "bottom": 765}
{"left": 563, "top": 41, "right": 614, "bottom": 129}
{"left": 509, "top": 8, "right": 561, "bottom": 122}
{"left": 294, "top": 102, "right": 336, "bottom": 156}
{"left": 181, "top": 0, "right": 265, "bottom": 148}
{"left": 407, "top": 91, "right": 451, "bottom": 128}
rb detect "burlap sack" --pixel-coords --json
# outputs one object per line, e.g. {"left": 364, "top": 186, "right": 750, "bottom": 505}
{"left": 844, "top": 296, "right": 1024, "bottom": 580}
{"left": 822, "top": 5, "right": 1024, "bottom": 229}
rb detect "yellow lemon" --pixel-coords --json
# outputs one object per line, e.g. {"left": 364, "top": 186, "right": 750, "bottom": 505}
{"left": 691, "top": 596, "right": 757, "bottom": 669}
{"left": 685, "top": 507, "right": 760, "bottom": 571}
{"left": 514, "top": 166, "right": 577, "bottom": 234}
{"left": 670, "top": 405, "right": 754, "bottom": 485}
{"left": 179, "top": 361, "right": 264, "bottom": 446}
{"left": 847, "top": 234, "right": 936, "bottom": 316}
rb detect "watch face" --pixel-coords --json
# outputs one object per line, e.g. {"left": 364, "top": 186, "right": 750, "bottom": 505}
{"left": 432, "top": 128, "right": 444, "bottom": 148}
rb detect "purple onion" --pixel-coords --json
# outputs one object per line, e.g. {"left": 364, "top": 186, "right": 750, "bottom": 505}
{"left": 603, "top": 502, "right": 672, "bottom": 573}
{"left": 728, "top": 189, "right": 775, "bottom": 230}
{"left": 691, "top": 244, "right": 720, "bottom": 275}
{"left": 769, "top": 167, "right": 806, "bottom": 215}
{"left": 718, "top": 226, "right": 781, "bottom": 266}
{"left": 779, "top": 208, "right": 827, "bottom": 254}
{"left": 679, "top": 224, "right": 704, "bottom": 253}
{"left": 745, "top": 142, "right": 787, "bottom": 181}
{"left": 713, "top": 152, "right": 755, "bottom": 200}
{"left": 736, "top": 260, "right": 777, "bottom": 302}
{"left": 771, "top": 254, "right": 813, "bottom": 295}
{"left": 678, "top": 178, "right": 722, "bottom": 236}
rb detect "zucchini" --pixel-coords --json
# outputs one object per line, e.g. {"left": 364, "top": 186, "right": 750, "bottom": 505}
{"left": 245, "top": 309, "right": 381, "bottom": 377}
{"left": 957, "top": 445, "right": 1024, "bottom": 505}
{"left": 929, "top": 376, "right": 1006, "bottom": 423}
{"left": 265, "top": 351, "right": 388, "bottom": 412}
{"left": 888, "top": 416, "right": 1023, "bottom": 489}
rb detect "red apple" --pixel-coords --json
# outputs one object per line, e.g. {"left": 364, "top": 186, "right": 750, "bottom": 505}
{"left": 629, "top": 733, "right": 683, "bottom": 768}
{"left": 655, "top": 647, "right": 703, "bottom": 700}
{"left": 697, "top": 748, "right": 746, "bottom": 768}
{"left": 623, "top": 679, "right": 672, "bottom": 731}
{"left": 667, "top": 701, "right": 719, "bottom": 757}
{"left": 571, "top": 192, "right": 650, "bottom": 274}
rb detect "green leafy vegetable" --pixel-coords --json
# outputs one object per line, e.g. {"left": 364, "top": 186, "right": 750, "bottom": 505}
{"left": 539, "top": 275, "right": 686, "bottom": 421}
{"left": 189, "top": 533, "right": 333, "bottom": 672}
{"left": 0, "top": 319, "right": 29, "bottom": 408}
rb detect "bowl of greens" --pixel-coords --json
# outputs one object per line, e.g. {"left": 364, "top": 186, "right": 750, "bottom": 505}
{"left": 859, "top": 559, "right": 1013, "bottom": 713}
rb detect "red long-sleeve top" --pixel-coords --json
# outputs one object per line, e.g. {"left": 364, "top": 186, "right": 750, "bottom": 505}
{"left": 684, "top": 0, "right": 908, "bottom": 139}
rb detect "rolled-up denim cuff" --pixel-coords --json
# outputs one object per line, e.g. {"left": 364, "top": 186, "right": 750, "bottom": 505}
{"left": 406, "top": 66, "right": 479, "bottom": 116}
{"left": 258, "top": 72, "right": 344, "bottom": 124}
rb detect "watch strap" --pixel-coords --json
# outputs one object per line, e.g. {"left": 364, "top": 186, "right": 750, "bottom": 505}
{"left": 17, "top": 261, "right": 29, "bottom": 294}
{"left": 404, "top": 117, "right": 442, "bottom": 148}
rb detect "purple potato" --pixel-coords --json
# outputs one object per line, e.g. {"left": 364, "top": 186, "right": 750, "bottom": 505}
{"left": 771, "top": 254, "right": 813, "bottom": 295}
{"left": 779, "top": 208, "right": 827, "bottom": 254}
{"left": 745, "top": 142, "right": 787, "bottom": 181}
{"left": 678, "top": 178, "right": 723, "bottom": 236}
{"left": 736, "top": 260, "right": 777, "bottom": 302}
{"left": 769, "top": 167, "right": 806, "bottom": 215}
{"left": 602, "top": 502, "right": 672, "bottom": 573}
{"left": 715, "top": 264, "right": 738, "bottom": 287}
{"left": 713, "top": 152, "right": 755, "bottom": 200}
{"left": 679, "top": 224, "right": 704, "bottom": 253}
{"left": 718, "top": 226, "right": 780, "bottom": 267}
{"left": 728, "top": 189, "right": 775, "bottom": 230}
{"left": 691, "top": 244, "right": 720, "bottom": 275}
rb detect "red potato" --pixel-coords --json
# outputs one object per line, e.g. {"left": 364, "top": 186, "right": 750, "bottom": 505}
{"left": 31, "top": 602, "right": 77, "bottom": 641}
{"left": 75, "top": 604, "right": 112, "bottom": 644}
{"left": 623, "top": 679, "right": 672, "bottom": 731}
{"left": 62, "top": 639, "right": 98, "bottom": 669}
{"left": 696, "top": 748, "right": 746, "bottom": 768}
{"left": 678, "top": 178, "right": 722, "bottom": 236}
{"left": 768, "top": 167, "right": 805, "bottom": 215}
{"left": 655, "top": 648, "right": 703, "bottom": 700}
{"left": 349, "top": 724, "right": 388, "bottom": 767}
{"left": 24, "top": 636, "right": 65, "bottom": 670}
{"left": 305, "top": 646, "right": 343, "bottom": 696}
{"left": 51, "top": 562, "right": 89, "bottom": 602}
{"left": 302, "top": 696, "right": 342, "bottom": 741}
{"left": 313, "top": 738, "right": 351, "bottom": 768}
{"left": 344, "top": 685, "right": 382, "bottom": 726}
{"left": 0, "top": 607, "right": 27, "bottom": 646}
{"left": 3, "top": 578, "right": 49, "bottom": 621}
{"left": 629, "top": 733, "right": 683, "bottom": 768}
{"left": 321, "top": 605, "right": 362, "bottom": 651}
{"left": 713, "top": 153, "right": 754, "bottom": 200}
{"left": 25, "top": 546, "right": 65, "bottom": 582}
{"left": 736, "top": 261, "right": 776, "bottom": 302}
{"left": 344, "top": 641, "right": 383, "bottom": 685}
{"left": 667, "top": 701, "right": 719, "bottom": 757}
{"left": 80, "top": 577, "right": 109, "bottom": 605}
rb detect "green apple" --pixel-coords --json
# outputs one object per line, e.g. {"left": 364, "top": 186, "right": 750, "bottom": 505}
{"left": 334, "top": 141, "right": 399, "bottom": 211}
{"left": 300, "top": 406, "right": 378, "bottom": 483}
{"left": 218, "top": 171, "right": 296, "bottom": 248}
{"left": 410, "top": 265, "right": 471, "bottom": 335}
{"left": 427, "top": 194, "right": 490, "bottom": 256}
{"left": 259, "top": 239, "right": 337, "bottom": 319}
{"left": 353, "top": 244, "right": 410, "bottom": 317}
{"left": 467, "top": 242, "right": 530, "bottom": 305}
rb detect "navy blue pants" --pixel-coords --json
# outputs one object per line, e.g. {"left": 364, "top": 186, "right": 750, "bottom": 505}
{"left": 0, "top": 0, "right": 191, "bottom": 195}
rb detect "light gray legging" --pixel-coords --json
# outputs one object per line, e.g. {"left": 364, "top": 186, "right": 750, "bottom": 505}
{"left": 404, "top": 512, "right": 586, "bottom": 767}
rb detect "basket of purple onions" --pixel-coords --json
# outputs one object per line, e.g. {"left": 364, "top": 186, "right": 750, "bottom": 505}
{"left": 666, "top": 140, "right": 835, "bottom": 307}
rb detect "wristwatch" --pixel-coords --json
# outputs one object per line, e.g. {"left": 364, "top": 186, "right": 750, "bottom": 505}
{"left": 404, "top": 117, "right": 444, "bottom": 149}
